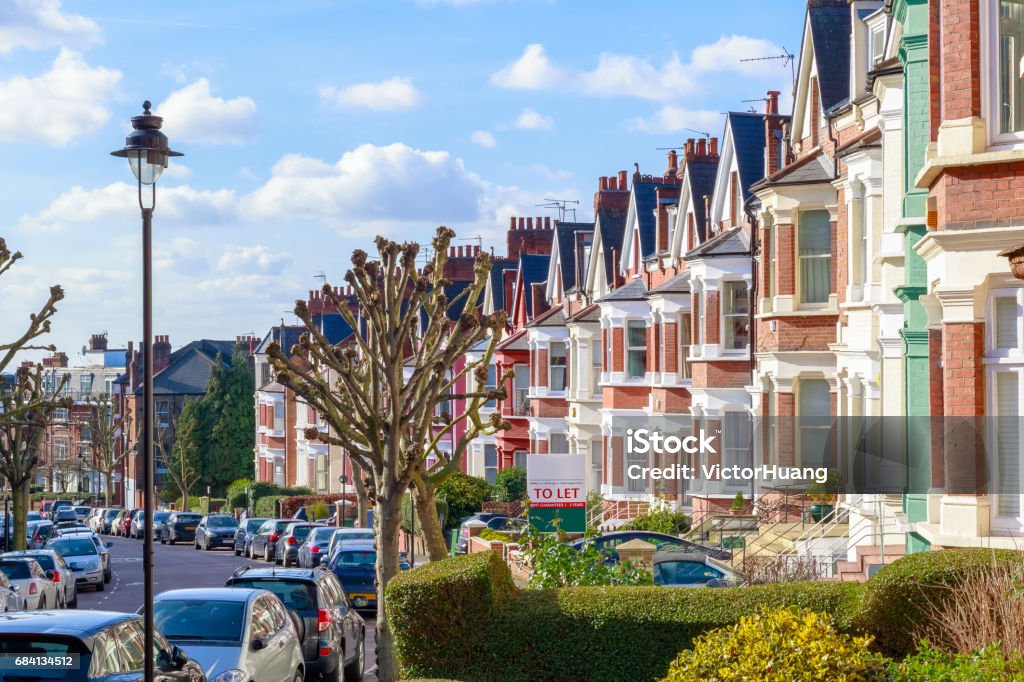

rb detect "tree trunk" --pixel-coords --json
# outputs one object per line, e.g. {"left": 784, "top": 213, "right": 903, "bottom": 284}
{"left": 411, "top": 477, "right": 449, "bottom": 561}
{"left": 353, "top": 469, "right": 369, "bottom": 528}
{"left": 103, "top": 470, "right": 113, "bottom": 506}
{"left": 373, "top": 491, "right": 404, "bottom": 682}
{"left": 11, "top": 480, "right": 30, "bottom": 551}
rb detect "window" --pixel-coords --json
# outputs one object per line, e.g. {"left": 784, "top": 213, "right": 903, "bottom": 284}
{"left": 273, "top": 461, "right": 285, "bottom": 486}
{"left": 999, "top": 0, "right": 1024, "bottom": 134}
{"left": 798, "top": 379, "right": 832, "bottom": 468}
{"left": 55, "top": 441, "right": 68, "bottom": 460}
{"left": 484, "top": 445, "right": 498, "bottom": 484}
{"left": 798, "top": 210, "right": 832, "bottom": 304}
{"left": 250, "top": 598, "right": 276, "bottom": 639}
{"left": 859, "top": 191, "right": 869, "bottom": 297}
{"left": 722, "top": 282, "right": 750, "bottom": 351}
{"left": 590, "top": 440, "right": 602, "bottom": 491}
{"left": 626, "top": 321, "right": 647, "bottom": 379}
{"left": 765, "top": 382, "right": 776, "bottom": 467}
{"left": 117, "top": 621, "right": 146, "bottom": 672}
{"left": 316, "top": 452, "right": 328, "bottom": 492}
{"left": 54, "top": 408, "right": 68, "bottom": 422}
{"left": 995, "top": 372, "right": 1022, "bottom": 517}
{"left": 549, "top": 433, "right": 568, "bottom": 454}
{"left": 694, "top": 282, "right": 705, "bottom": 351}
{"left": 869, "top": 22, "right": 886, "bottom": 67}
{"left": 626, "top": 439, "right": 646, "bottom": 494}
{"left": 995, "top": 296, "right": 1020, "bottom": 349}
{"left": 273, "top": 401, "right": 284, "bottom": 432}
{"left": 513, "top": 365, "right": 529, "bottom": 416}
{"left": 549, "top": 342, "right": 567, "bottom": 391}
{"left": 156, "top": 402, "right": 170, "bottom": 428}
{"left": 81, "top": 424, "right": 91, "bottom": 443}
{"left": 723, "top": 412, "right": 752, "bottom": 476}
{"left": 591, "top": 345, "right": 601, "bottom": 395}
{"left": 679, "top": 313, "right": 692, "bottom": 379}
{"left": 513, "top": 449, "right": 528, "bottom": 470}
{"left": 80, "top": 373, "right": 93, "bottom": 396}
{"left": 765, "top": 219, "right": 776, "bottom": 298}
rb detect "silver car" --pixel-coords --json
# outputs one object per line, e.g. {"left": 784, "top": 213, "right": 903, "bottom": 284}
{"left": 57, "top": 530, "right": 112, "bottom": 583}
{"left": 0, "top": 557, "right": 58, "bottom": 610}
{"left": 150, "top": 587, "right": 305, "bottom": 682}
{"left": 0, "top": 570, "right": 26, "bottom": 612}
{"left": 45, "top": 535, "right": 104, "bottom": 592}
{"left": 2, "top": 549, "right": 77, "bottom": 608}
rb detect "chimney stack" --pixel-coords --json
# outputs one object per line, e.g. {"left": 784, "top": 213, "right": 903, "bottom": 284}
{"left": 667, "top": 149, "right": 678, "bottom": 171}
{"left": 766, "top": 90, "right": 780, "bottom": 115}
{"left": 509, "top": 216, "right": 516, "bottom": 231}
{"left": 518, "top": 217, "right": 525, "bottom": 230}
{"left": 765, "top": 91, "right": 786, "bottom": 176}
{"left": 684, "top": 139, "right": 695, "bottom": 159}
{"left": 526, "top": 217, "right": 533, "bottom": 230}
{"left": 88, "top": 333, "right": 108, "bottom": 352}
{"left": 154, "top": 335, "right": 172, "bottom": 374}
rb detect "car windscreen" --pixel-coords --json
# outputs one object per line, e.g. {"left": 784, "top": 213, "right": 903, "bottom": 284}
{"left": 274, "top": 520, "right": 295, "bottom": 532}
{"left": 207, "top": 516, "right": 237, "bottom": 528}
{"left": 48, "top": 539, "right": 96, "bottom": 557}
{"left": 153, "top": 599, "right": 245, "bottom": 642}
{"left": 334, "top": 550, "right": 376, "bottom": 567}
{"left": 173, "top": 515, "right": 200, "bottom": 523}
{"left": 0, "top": 562, "right": 31, "bottom": 580}
{"left": 245, "top": 519, "right": 267, "bottom": 533}
{"left": 309, "top": 528, "right": 335, "bottom": 543}
{"left": 0, "top": 635, "right": 90, "bottom": 681}
{"left": 291, "top": 526, "right": 316, "bottom": 541}
{"left": 154, "top": 512, "right": 171, "bottom": 523}
{"left": 337, "top": 532, "right": 374, "bottom": 544}
{"left": 230, "top": 580, "right": 317, "bottom": 613}
{"left": 23, "top": 554, "right": 55, "bottom": 571}
{"left": 653, "top": 561, "right": 722, "bottom": 585}
{"left": 103, "top": 510, "right": 120, "bottom": 519}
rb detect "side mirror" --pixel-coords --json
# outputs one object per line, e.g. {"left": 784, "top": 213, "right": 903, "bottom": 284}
{"left": 251, "top": 638, "right": 266, "bottom": 651}
{"left": 10, "top": 585, "right": 19, "bottom": 592}
{"left": 105, "top": 542, "right": 112, "bottom": 548}
{"left": 45, "top": 570, "right": 55, "bottom": 581}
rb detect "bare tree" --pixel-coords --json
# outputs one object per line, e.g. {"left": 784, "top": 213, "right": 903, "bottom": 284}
{"left": 269, "top": 227, "right": 507, "bottom": 682}
{"left": 155, "top": 402, "right": 201, "bottom": 508}
{"left": 85, "top": 395, "right": 129, "bottom": 506}
{"left": 0, "top": 238, "right": 66, "bottom": 549}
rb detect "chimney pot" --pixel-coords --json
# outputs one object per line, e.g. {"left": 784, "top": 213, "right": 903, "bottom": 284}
{"left": 667, "top": 149, "right": 678, "bottom": 171}
{"left": 709, "top": 137, "right": 718, "bottom": 156}
{"left": 685, "top": 139, "right": 695, "bottom": 158}
{"left": 509, "top": 216, "right": 516, "bottom": 231}
{"left": 518, "top": 217, "right": 525, "bottom": 229}
{"left": 608, "top": 177, "right": 618, "bottom": 191}
{"left": 526, "top": 217, "right": 533, "bottom": 229}
{"left": 618, "top": 170, "right": 628, "bottom": 190}
{"left": 535, "top": 216, "right": 542, "bottom": 230}
{"left": 599, "top": 176, "right": 609, "bottom": 191}
{"left": 544, "top": 216, "right": 551, "bottom": 229}
{"left": 767, "top": 90, "right": 780, "bottom": 115}
{"left": 696, "top": 138, "right": 707, "bottom": 157}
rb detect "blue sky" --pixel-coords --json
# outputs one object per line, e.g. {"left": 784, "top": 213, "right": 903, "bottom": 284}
{"left": 1, "top": 0, "right": 805, "bottom": 362}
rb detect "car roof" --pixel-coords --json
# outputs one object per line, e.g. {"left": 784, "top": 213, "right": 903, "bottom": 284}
{"left": 0, "top": 611, "right": 137, "bottom": 638}
{"left": 334, "top": 528, "right": 373, "bottom": 535}
{"left": 0, "top": 556, "right": 40, "bottom": 565}
{"left": 228, "top": 567, "right": 324, "bottom": 583}
{"left": 335, "top": 543, "right": 375, "bottom": 552}
{"left": 154, "top": 588, "right": 261, "bottom": 603}
{"left": 3, "top": 550, "right": 57, "bottom": 557}
{"left": 652, "top": 551, "right": 710, "bottom": 563}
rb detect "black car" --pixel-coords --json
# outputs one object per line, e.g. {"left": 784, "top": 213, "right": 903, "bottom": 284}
{"left": 274, "top": 523, "right": 324, "bottom": 567}
{"left": 160, "top": 512, "right": 202, "bottom": 545}
{"left": 100, "top": 507, "right": 122, "bottom": 534}
{"left": 0, "top": 610, "right": 206, "bottom": 681}
{"left": 233, "top": 517, "right": 268, "bottom": 557}
{"left": 226, "top": 565, "right": 365, "bottom": 682}
{"left": 568, "top": 531, "right": 733, "bottom": 562}
{"left": 249, "top": 518, "right": 300, "bottom": 562}
{"left": 193, "top": 514, "right": 239, "bottom": 551}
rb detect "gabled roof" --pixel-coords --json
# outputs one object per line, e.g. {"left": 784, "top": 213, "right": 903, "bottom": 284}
{"left": 808, "top": 0, "right": 852, "bottom": 111}
{"left": 597, "top": 277, "right": 648, "bottom": 302}
{"left": 595, "top": 207, "right": 627, "bottom": 282}
{"left": 518, "top": 254, "right": 550, "bottom": 318}
{"left": 487, "top": 257, "right": 517, "bottom": 313}
{"left": 567, "top": 302, "right": 600, "bottom": 324}
{"left": 496, "top": 328, "right": 529, "bottom": 351}
{"left": 684, "top": 159, "right": 718, "bottom": 243}
{"left": 525, "top": 305, "right": 567, "bottom": 328}
{"left": 728, "top": 113, "right": 769, "bottom": 202}
{"left": 553, "top": 222, "right": 594, "bottom": 294}
{"left": 647, "top": 271, "right": 691, "bottom": 295}
{"left": 684, "top": 226, "right": 749, "bottom": 260}
{"left": 753, "top": 151, "right": 834, "bottom": 189}
{"left": 631, "top": 181, "right": 677, "bottom": 260}
{"left": 145, "top": 339, "right": 237, "bottom": 396}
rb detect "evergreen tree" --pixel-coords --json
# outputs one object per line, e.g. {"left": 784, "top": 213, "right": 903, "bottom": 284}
{"left": 199, "top": 350, "right": 254, "bottom": 494}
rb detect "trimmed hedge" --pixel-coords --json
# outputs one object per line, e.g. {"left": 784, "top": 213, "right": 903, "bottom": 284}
{"left": 254, "top": 495, "right": 285, "bottom": 518}
{"left": 281, "top": 494, "right": 355, "bottom": 519}
{"left": 856, "top": 548, "right": 1022, "bottom": 657}
{"left": 388, "top": 551, "right": 861, "bottom": 682}
{"left": 387, "top": 551, "right": 516, "bottom": 675}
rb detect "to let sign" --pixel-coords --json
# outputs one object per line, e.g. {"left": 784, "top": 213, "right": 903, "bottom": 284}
{"left": 527, "top": 454, "right": 586, "bottom": 533}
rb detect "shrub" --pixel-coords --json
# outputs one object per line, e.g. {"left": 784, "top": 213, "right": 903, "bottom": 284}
{"left": 491, "top": 467, "right": 526, "bottom": 502}
{"left": 386, "top": 551, "right": 515, "bottom": 677}
{"left": 388, "top": 546, "right": 863, "bottom": 682}
{"left": 856, "top": 548, "right": 1022, "bottom": 657}
{"left": 517, "top": 527, "right": 652, "bottom": 589}
{"left": 478, "top": 528, "right": 513, "bottom": 543}
{"left": 254, "top": 495, "right": 284, "bottom": 518}
{"left": 226, "top": 478, "right": 254, "bottom": 510}
{"left": 889, "top": 642, "right": 1024, "bottom": 681}
{"left": 436, "top": 473, "right": 491, "bottom": 529}
{"left": 279, "top": 493, "right": 348, "bottom": 519}
{"left": 619, "top": 506, "right": 690, "bottom": 535}
{"left": 663, "top": 607, "right": 887, "bottom": 681}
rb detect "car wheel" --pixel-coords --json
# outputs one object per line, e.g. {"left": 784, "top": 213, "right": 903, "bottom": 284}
{"left": 194, "top": 539, "right": 200, "bottom": 550}
{"left": 160, "top": 535, "right": 166, "bottom": 544}
{"left": 68, "top": 591, "right": 77, "bottom": 609}
{"left": 96, "top": 580, "right": 104, "bottom": 592}
{"left": 344, "top": 637, "right": 364, "bottom": 681}
{"left": 264, "top": 545, "right": 271, "bottom": 562}
{"left": 293, "top": 670, "right": 303, "bottom": 682}
{"left": 234, "top": 545, "right": 242, "bottom": 556}
{"left": 37, "top": 595, "right": 47, "bottom": 611}
{"left": 168, "top": 535, "right": 175, "bottom": 545}
{"left": 203, "top": 538, "right": 211, "bottom": 551}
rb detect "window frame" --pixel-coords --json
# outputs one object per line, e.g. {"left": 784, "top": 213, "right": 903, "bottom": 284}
{"left": 796, "top": 209, "right": 833, "bottom": 307}
{"left": 983, "top": 0, "right": 1024, "bottom": 147}
{"left": 548, "top": 341, "right": 567, "bottom": 392}
{"left": 624, "top": 320, "right": 648, "bottom": 380}
{"left": 721, "top": 280, "right": 750, "bottom": 352}
{"left": 797, "top": 378, "right": 832, "bottom": 469}
{"left": 988, "top": 288, "right": 1024, "bottom": 358}
{"left": 484, "top": 444, "right": 498, "bottom": 484}
{"left": 989, "top": 368, "right": 1024, "bottom": 525}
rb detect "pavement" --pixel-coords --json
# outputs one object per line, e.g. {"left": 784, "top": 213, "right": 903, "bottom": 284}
{"left": 77, "top": 533, "right": 378, "bottom": 681}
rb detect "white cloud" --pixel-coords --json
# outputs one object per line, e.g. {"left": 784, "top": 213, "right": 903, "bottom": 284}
{"left": 471, "top": 130, "right": 497, "bottom": 148}
{"left": 492, "top": 35, "right": 784, "bottom": 101}
{"left": 197, "top": 273, "right": 286, "bottom": 298}
{"left": 18, "top": 181, "right": 237, "bottom": 232}
{"left": 0, "top": 0, "right": 101, "bottom": 53}
{"left": 319, "top": 77, "right": 424, "bottom": 111}
{"left": 155, "top": 78, "right": 258, "bottom": 145}
{"left": 514, "top": 108, "right": 553, "bottom": 130}
{"left": 690, "top": 35, "right": 788, "bottom": 77}
{"left": 490, "top": 44, "right": 563, "bottom": 90}
{"left": 155, "top": 237, "right": 206, "bottom": 275}
{"left": 217, "top": 244, "right": 291, "bottom": 275}
{"left": 0, "top": 49, "right": 120, "bottom": 146}
{"left": 162, "top": 163, "right": 192, "bottom": 179}
{"left": 628, "top": 106, "right": 724, "bottom": 135}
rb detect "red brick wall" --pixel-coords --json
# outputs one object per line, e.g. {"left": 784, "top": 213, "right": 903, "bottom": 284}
{"left": 776, "top": 223, "right": 795, "bottom": 295}
{"left": 647, "top": 324, "right": 659, "bottom": 373}
{"left": 777, "top": 393, "right": 795, "bottom": 467}
{"left": 663, "top": 322, "right": 678, "bottom": 373}
{"left": 612, "top": 328, "right": 624, "bottom": 372}
{"left": 284, "top": 389, "right": 297, "bottom": 487}
{"left": 942, "top": 322, "right": 985, "bottom": 417}
{"left": 690, "top": 360, "right": 751, "bottom": 389}
{"left": 939, "top": 0, "right": 981, "bottom": 121}
{"left": 650, "top": 387, "right": 690, "bottom": 413}
{"left": 705, "top": 291, "right": 721, "bottom": 344}
{"left": 530, "top": 398, "right": 568, "bottom": 418}
{"left": 533, "top": 440, "right": 548, "bottom": 455}
{"left": 603, "top": 385, "right": 649, "bottom": 410}
{"left": 931, "top": 162, "right": 1024, "bottom": 229}
{"left": 756, "top": 315, "right": 838, "bottom": 353}
{"left": 610, "top": 436, "right": 623, "bottom": 486}
{"left": 535, "top": 349, "right": 548, "bottom": 388}
{"left": 929, "top": 0, "right": 942, "bottom": 140}
{"left": 929, "top": 329, "right": 946, "bottom": 490}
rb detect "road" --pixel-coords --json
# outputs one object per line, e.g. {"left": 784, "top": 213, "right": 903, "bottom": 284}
{"left": 77, "top": 534, "right": 378, "bottom": 681}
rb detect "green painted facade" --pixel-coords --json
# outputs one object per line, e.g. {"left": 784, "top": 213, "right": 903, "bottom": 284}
{"left": 893, "top": 0, "right": 932, "bottom": 551}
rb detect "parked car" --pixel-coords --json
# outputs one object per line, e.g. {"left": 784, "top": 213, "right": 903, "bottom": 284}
{"left": 73, "top": 505, "right": 92, "bottom": 521}
{"left": 88, "top": 507, "right": 107, "bottom": 532}
{"left": 122, "top": 509, "right": 144, "bottom": 538}
{"left": 3, "top": 549, "right": 77, "bottom": 608}
{"left": 0, "top": 557, "right": 58, "bottom": 609}
{"left": 568, "top": 531, "right": 733, "bottom": 563}
{"left": 326, "top": 544, "right": 408, "bottom": 612}
{"left": 297, "top": 526, "right": 340, "bottom": 568}
{"left": 293, "top": 504, "right": 338, "bottom": 523}
{"left": 652, "top": 551, "right": 740, "bottom": 588}
{"left": 326, "top": 528, "right": 376, "bottom": 562}
{"left": 249, "top": 519, "right": 300, "bottom": 562}
{"left": 56, "top": 521, "right": 90, "bottom": 536}
{"left": 194, "top": 513, "right": 239, "bottom": 551}
{"left": 110, "top": 509, "right": 130, "bottom": 536}
{"left": 274, "top": 523, "right": 323, "bottom": 567}
{"left": 152, "top": 510, "right": 173, "bottom": 538}
{"left": 151, "top": 587, "right": 304, "bottom": 682}
{"left": 233, "top": 517, "right": 268, "bottom": 557}
{"left": 160, "top": 512, "right": 202, "bottom": 545}
{"left": 0, "top": 570, "right": 26, "bottom": 612}
{"left": 56, "top": 530, "right": 112, "bottom": 583}
{"left": 46, "top": 534, "right": 105, "bottom": 592}
{"left": 53, "top": 507, "right": 79, "bottom": 524}
{"left": 26, "top": 520, "right": 56, "bottom": 549}
{"left": 0, "top": 610, "right": 207, "bottom": 681}
{"left": 455, "top": 514, "right": 522, "bottom": 554}
{"left": 39, "top": 499, "right": 72, "bottom": 520}
{"left": 101, "top": 507, "right": 122, "bottom": 534}
{"left": 227, "top": 566, "right": 366, "bottom": 681}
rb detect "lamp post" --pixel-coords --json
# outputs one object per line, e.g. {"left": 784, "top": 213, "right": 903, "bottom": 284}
{"left": 338, "top": 474, "right": 347, "bottom": 528}
{"left": 111, "top": 101, "right": 182, "bottom": 682}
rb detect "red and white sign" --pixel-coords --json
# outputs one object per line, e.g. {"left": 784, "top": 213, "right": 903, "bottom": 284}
{"left": 527, "top": 454, "right": 586, "bottom": 508}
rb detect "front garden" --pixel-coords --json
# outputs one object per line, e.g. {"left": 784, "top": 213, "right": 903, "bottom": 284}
{"left": 386, "top": 548, "right": 1024, "bottom": 681}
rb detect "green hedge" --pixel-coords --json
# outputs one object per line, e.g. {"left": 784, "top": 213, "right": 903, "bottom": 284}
{"left": 387, "top": 551, "right": 516, "bottom": 675}
{"left": 254, "top": 495, "right": 285, "bottom": 518}
{"left": 856, "top": 548, "right": 1022, "bottom": 657}
{"left": 388, "top": 551, "right": 861, "bottom": 682}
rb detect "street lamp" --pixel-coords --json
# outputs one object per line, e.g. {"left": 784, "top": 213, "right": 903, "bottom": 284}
{"left": 111, "top": 101, "right": 182, "bottom": 682}
{"left": 338, "top": 474, "right": 347, "bottom": 528}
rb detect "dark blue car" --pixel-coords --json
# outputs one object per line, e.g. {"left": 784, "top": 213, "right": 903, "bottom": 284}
{"left": 326, "top": 544, "right": 408, "bottom": 611}
{"left": 568, "top": 531, "right": 732, "bottom": 563}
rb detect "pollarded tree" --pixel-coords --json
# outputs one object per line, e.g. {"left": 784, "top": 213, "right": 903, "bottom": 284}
{"left": 0, "top": 238, "right": 67, "bottom": 549}
{"left": 84, "top": 395, "right": 129, "bottom": 506}
{"left": 269, "top": 227, "right": 508, "bottom": 682}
